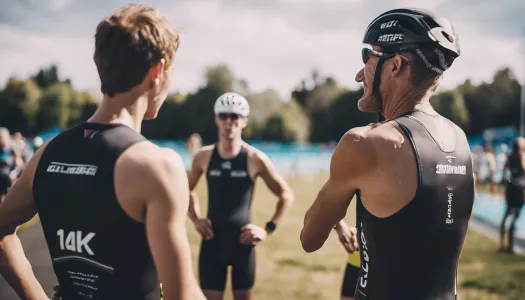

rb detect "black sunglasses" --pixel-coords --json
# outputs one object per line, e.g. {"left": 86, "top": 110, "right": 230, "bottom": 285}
{"left": 362, "top": 48, "right": 395, "bottom": 64}
{"left": 362, "top": 47, "right": 414, "bottom": 65}
{"left": 217, "top": 113, "right": 241, "bottom": 121}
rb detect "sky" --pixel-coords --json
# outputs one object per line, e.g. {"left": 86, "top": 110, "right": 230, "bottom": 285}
{"left": 1, "top": 0, "right": 524, "bottom": 100}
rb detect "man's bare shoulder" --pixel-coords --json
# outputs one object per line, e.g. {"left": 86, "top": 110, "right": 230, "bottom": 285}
{"left": 335, "top": 122, "right": 405, "bottom": 165}
{"left": 194, "top": 145, "right": 214, "bottom": 159}
{"left": 192, "top": 144, "right": 214, "bottom": 168}
{"left": 242, "top": 142, "right": 268, "bottom": 163}
{"left": 343, "top": 121, "right": 407, "bottom": 149}
{"left": 339, "top": 123, "right": 387, "bottom": 148}
{"left": 114, "top": 141, "right": 188, "bottom": 221}
{"left": 332, "top": 126, "right": 375, "bottom": 164}
{"left": 117, "top": 141, "right": 186, "bottom": 184}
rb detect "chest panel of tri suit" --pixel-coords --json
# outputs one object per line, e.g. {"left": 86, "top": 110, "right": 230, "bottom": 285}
{"left": 206, "top": 146, "right": 251, "bottom": 181}
{"left": 32, "top": 123, "right": 160, "bottom": 300}
{"left": 205, "top": 146, "right": 254, "bottom": 232}
{"left": 354, "top": 111, "right": 474, "bottom": 300}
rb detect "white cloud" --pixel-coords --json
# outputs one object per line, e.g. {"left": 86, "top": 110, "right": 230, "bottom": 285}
{"left": 168, "top": 1, "right": 365, "bottom": 98}
{"left": 165, "top": 1, "right": 525, "bottom": 96}
{"left": 279, "top": 0, "right": 364, "bottom": 3}
{"left": 395, "top": 0, "right": 448, "bottom": 9}
{"left": 0, "top": 25, "right": 99, "bottom": 93}
{"left": 0, "top": 2, "right": 523, "bottom": 102}
{"left": 438, "top": 20, "right": 525, "bottom": 90}
{"left": 48, "top": 0, "right": 73, "bottom": 11}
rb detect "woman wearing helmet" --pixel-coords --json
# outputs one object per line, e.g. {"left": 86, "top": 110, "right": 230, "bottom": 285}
{"left": 301, "top": 8, "right": 474, "bottom": 300}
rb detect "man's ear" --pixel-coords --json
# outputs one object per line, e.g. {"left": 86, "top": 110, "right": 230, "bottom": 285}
{"left": 240, "top": 117, "right": 248, "bottom": 129}
{"left": 391, "top": 56, "right": 405, "bottom": 77}
{"left": 147, "top": 58, "right": 166, "bottom": 86}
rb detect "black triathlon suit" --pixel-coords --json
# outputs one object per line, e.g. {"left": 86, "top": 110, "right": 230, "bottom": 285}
{"left": 354, "top": 111, "right": 475, "bottom": 300}
{"left": 33, "top": 123, "right": 161, "bottom": 300}
{"left": 199, "top": 145, "right": 256, "bottom": 291}
{"left": 505, "top": 155, "right": 525, "bottom": 217}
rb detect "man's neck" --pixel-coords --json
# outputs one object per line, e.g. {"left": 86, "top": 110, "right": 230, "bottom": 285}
{"left": 382, "top": 86, "right": 436, "bottom": 120}
{"left": 218, "top": 137, "right": 243, "bottom": 159}
{"left": 87, "top": 93, "right": 148, "bottom": 133}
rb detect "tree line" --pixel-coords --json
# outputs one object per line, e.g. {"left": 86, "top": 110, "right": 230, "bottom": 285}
{"left": 0, "top": 64, "right": 522, "bottom": 143}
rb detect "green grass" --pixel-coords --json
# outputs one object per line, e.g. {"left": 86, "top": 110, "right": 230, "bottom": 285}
{"left": 20, "top": 172, "right": 525, "bottom": 299}
{"left": 187, "top": 172, "right": 352, "bottom": 300}
{"left": 458, "top": 227, "right": 525, "bottom": 300}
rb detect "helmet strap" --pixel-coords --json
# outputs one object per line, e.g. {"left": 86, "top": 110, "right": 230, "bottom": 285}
{"left": 373, "top": 56, "right": 387, "bottom": 122}
{"left": 377, "top": 111, "right": 386, "bottom": 122}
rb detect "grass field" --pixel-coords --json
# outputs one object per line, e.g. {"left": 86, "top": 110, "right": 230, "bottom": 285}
{"left": 184, "top": 172, "right": 525, "bottom": 300}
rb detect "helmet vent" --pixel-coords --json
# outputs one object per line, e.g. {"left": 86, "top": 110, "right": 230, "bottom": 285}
{"left": 422, "top": 16, "right": 440, "bottom": 29}
{"left": 442, "top": 31, "right": 453, "bottom": 43}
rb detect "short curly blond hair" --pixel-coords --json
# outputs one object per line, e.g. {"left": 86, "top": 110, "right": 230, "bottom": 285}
{"left": 94, "top": 4, "right": 180, "bottom": 96}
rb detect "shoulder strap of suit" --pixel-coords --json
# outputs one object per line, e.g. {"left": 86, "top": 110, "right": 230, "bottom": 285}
{"left": 394, "top": 110, "right": 457, "bottom": 153}
{"left": 96, "top": 125, "right": 147, "bottom": 159}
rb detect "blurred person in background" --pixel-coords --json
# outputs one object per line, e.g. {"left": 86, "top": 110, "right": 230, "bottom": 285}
{"left": 186, "top": 133, "right": 203, "bottom": 158}
{"left": 187, "top": 92, "right": 294, "bottom": 300}
{"left": 0, "top": 127, "right": 24, "bottom": 202}
{"left": 32, "top": 136, "right": 44, "bottom": 151}
{"left": 494, "top": 143, "right": 509, "bottom": 193}
{"left": 12, "top": 132, "right": 32, "bottom": 165}
{"left": 471, "top": 145, "right": 483, "bottom": 186}
{"left": 499, "top": 137, "right": 525, "bottom": 254}
{"left": 479, "top": 142, "right": 497, "bottom": 193}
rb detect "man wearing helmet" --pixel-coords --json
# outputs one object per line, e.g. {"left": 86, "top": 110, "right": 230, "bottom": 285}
{"left": 187, "top": 92, "right": 294, "bottom": 300}
{"left": 301, "top": 8, "right": 474, "bottom": 300}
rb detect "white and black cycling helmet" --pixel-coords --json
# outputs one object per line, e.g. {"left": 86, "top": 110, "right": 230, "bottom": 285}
{"left": 362, "top": 8, "right": 461, "bottom": 120}
{"left": 214, "top": 92, "right": 250, "bottom": 117}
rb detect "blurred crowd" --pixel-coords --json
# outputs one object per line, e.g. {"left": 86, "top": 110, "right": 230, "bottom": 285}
{"left": 0, "top": 127, "right": 520, "bottom": 200}
{"left": 472, "top": 141, "right": 511, "bottom": 194}
{"left": 0, "top": 127, "right": 43, "bottom": 202}
{"left": 1, "top": 127, "right": 519, "bottom": 198}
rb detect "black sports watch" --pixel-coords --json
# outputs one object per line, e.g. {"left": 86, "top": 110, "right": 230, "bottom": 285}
{"left": 265, "top": 221, "right": 277, "bottom": 233}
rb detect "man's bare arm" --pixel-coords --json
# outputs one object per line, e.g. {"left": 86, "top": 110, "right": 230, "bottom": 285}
{"left": 0, "top": 142, "right": 50, "bottom": 300}
{"left": 256, "top": 152, "right": 294, "bottom": 226}
{"left": 300, "top": 130, "right": 375, "bottom": 253}
{"left": 188, "top": 191, "right": 200, "bottom": 223}
{"left": 142, "top": 149, "right": 205, "bottom": 300}
{"left": 187, "top": 152, "right": 204, "bottom": 222}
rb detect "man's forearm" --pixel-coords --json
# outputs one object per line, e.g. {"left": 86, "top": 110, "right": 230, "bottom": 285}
{"left": 270, "top": 191, "right": 294, "bottom": 225}
{"left": 0, "top": 234, "right": 48, "bottom": 300}
{"left": 334, "top": 219, "right": 347, "bottom": 232}
{"left": 187, "top": 191, "right": 201, "bottom": 222}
